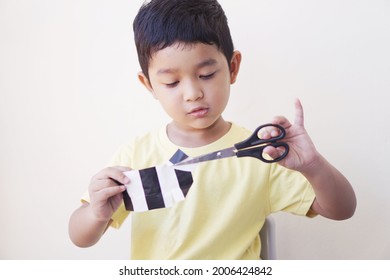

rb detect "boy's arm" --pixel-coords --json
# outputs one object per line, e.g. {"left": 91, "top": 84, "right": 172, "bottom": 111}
{"left": 301, "top": 153, "right": 356, "bottom": 220}
{"left": 68, "top": 203, "right": 113, "bottom": 247}
{"left": 68, "top": 166, "right": 130, "bottom": 247}
{"left": 266, "top": 99, "right": 356, "bottom": 220}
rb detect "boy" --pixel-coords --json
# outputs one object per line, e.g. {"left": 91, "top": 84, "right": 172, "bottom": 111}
{"left": 69, "top": 0, "right": 356, "bottom": 259}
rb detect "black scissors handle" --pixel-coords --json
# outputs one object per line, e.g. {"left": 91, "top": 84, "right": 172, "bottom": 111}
{"left": 234, "top": 124, "right": 289, "bottom": 163}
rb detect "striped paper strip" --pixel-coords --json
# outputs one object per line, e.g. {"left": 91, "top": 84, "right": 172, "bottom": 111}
{"left": 123, "top": 150, "right": 196, "bottom": 212}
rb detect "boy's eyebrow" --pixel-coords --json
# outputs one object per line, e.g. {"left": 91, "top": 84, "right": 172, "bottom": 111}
{"left": 196, "top": 58, "right": 218, "bottom": 68}
{"left": 156, "top": 58, "right": 218, "bottom": 75}
{"left": 156, "top": 68, "right": 177, "bottom": 75}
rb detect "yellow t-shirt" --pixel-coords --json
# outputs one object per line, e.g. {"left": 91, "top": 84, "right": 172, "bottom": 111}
{"left": 83, "top": 123, "right": 315, "bottom": 259}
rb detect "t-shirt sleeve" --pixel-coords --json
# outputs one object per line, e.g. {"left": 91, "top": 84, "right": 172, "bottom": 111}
{"left": 268, "top": 163, "right": 316, "bottom": 216}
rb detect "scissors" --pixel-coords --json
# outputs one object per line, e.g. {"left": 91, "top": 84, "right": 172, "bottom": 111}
{"left": 175, "top": 124, "right": 289, "bottom": 166}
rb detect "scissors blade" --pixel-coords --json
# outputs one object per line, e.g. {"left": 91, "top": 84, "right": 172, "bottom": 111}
{"left": 174, "top": 147, "right": 237, "bottom": 166}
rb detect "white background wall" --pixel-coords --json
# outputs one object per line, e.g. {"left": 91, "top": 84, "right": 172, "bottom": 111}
{"left": 1, "top": 0, "right": 389, "bottom": 259}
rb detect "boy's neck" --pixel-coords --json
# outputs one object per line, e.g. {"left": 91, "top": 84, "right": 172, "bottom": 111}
{"left": 166, "top": 118, "right": 231, "bottom": 148}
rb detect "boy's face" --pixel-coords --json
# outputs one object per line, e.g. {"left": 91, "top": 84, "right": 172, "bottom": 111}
{"left": 139, "top": 43, "right": 241, "bottom": 137}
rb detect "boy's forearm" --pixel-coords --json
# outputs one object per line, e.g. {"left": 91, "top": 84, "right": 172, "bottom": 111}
{"left": 301, "top": 154, "right": 356, "bottom": 220}
{"left": 68, "top": 203, "right": 111, "bottom": 247}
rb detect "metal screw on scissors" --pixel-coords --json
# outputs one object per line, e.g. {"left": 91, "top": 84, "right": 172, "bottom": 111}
{"left": 175, "top": 124, "right": 289, "bottom": 166}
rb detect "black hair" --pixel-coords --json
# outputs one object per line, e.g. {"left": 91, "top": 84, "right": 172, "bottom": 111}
{"left": 133, "top": 0, "right": 234, "bottom": 79}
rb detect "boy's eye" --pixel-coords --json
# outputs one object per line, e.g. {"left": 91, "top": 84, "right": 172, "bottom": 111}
{"left": 165, "top": 81, "right": 179, "bottom": 88}
{"left": 200, "top": 72, "right": 216, "bottom": 80}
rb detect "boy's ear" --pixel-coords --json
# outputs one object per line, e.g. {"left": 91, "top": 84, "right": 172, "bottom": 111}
{"left": 229, "top": 50, "right": 242, "bottom": 84}
{"left": 138, "top": 72, "right": 157, "bottom": 98}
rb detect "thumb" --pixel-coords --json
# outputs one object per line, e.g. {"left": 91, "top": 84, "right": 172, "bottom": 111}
{"left": 294, "top": 98, "right": 305, "bottom": 127}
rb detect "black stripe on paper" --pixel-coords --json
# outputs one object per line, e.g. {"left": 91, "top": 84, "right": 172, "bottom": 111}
{"left": 122, "top": 189, "right": 133, "bottom": 211}
{"left": 175, "top": 169, "right": 193, "bottom": 197}
{"left": 139, "top": 167, "right": 165, "bottom": 210}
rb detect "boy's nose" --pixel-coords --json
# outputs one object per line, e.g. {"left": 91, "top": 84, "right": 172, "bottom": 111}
{"left": 183, "top": 80, "right": 203, "bottom": 101}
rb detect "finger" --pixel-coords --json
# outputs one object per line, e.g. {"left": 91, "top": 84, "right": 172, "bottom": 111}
{"left": 93, "top": 167, "right": 130, "bottom": 185}
{"left": 270, "top": 126, "right": 282, "bottom": 137}
{"left": 271, "top": 115, "right": 292, "bottom": 129}
{"left": 89, "top": 178, "right": 123, "bottom": 193}
{"left": 260, "top": 126, "right": 282, "bottom": 139}
{"left": 92, "top": 185, "right": 125, "bottom": 202}
{"left": 263, "top": 146, "right": 287, "bottom": 160}
{"left": 109, "top": 192, "right": 125, "bottom": 209}
{"left": 294, "top": 98, "right": 304, "bottom": 127}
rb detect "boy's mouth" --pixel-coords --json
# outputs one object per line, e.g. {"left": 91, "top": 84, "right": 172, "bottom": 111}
{"left": 188, "top": 107, "right": 209, "bottom": 117}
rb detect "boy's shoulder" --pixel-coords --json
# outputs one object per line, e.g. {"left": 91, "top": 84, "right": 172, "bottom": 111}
{"left": 112, "top": 125, "right": 175, "bottom": 168}
{"left": 121, "top": 126, "right": 164, "bottom": 153}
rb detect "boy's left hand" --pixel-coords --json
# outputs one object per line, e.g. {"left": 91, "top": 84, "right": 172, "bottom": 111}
{"left": 264, "top": 99, "right": 319, "bottom": 172}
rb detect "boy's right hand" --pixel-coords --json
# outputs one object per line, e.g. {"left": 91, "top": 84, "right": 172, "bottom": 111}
{"left": 88, "top": 166, "right": 131, "bottom": 222}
